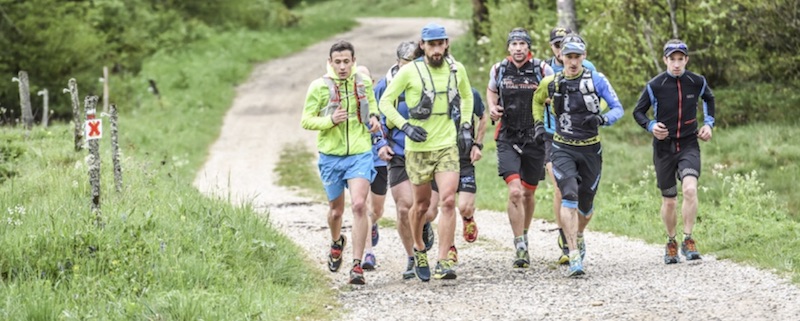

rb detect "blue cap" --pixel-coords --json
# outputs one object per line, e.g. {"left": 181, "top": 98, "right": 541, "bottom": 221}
{"left": 421, "top": 23, "right": 448, "bottom": 41}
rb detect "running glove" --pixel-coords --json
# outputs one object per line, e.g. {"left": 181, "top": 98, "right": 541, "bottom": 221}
{"left": 401, "top": 123, "right": 428, "bottom": 142}
{"left": 533, "top": 122, "right": 545, "bottom": 145}
{"left": 457, "top": 123, "right": 473, "bottom": 152}
{"left": 582, "top": 114, "right": 608, "bottom": 127}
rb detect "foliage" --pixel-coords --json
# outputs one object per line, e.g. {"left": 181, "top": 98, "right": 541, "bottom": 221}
{"left": 478, "top": 0, "right": 800, "bottom": 125}
{"left": 0, "top": 0, "right": 296, "bottom": 121}
{"left": 0, "top": 2, "right": 355, "bottom": 318}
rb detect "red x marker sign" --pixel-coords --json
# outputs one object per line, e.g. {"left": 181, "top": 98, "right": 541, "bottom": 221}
{"left": 85, "top": 119, "right": 103, "bottom": 140}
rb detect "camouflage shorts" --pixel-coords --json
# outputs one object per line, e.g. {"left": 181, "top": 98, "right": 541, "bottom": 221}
{"left": 406, "top": 146, "right": 460, "bottom": 185}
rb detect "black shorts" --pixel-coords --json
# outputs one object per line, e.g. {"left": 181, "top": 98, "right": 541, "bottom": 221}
{"left": 431, "top": 162, "right": 477, "bottom": 194}
{"left": 370, "top": 166, "right": 388, "bottom": 195}
{"left": 388, "top": 156, "right": 410, "bottom": 188}
{"left": 550, "top": 142, "right": 602, "bottom": 196}
{"left": 496, "top": 140, "right": 546, "bottom": 187}
{"left": 653, "top": 138, "right": 701, "bottom": 195}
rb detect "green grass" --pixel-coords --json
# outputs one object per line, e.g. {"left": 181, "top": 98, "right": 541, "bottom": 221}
{"left": 275, "top": 143, "right": 326, "bottom": 201}
{"left": 299, "top": 0, "right": 471, "bottom": 19}
{"left": 0, "top": 5, "right": 358, "bottom": 320}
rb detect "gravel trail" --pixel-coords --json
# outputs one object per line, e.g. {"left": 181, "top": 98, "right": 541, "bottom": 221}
{"left": 194, "top": 18, "right": 800, "bottom": 320}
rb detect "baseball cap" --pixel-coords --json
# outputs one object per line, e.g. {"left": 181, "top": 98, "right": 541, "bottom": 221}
{"left": 663, "top": 41, "right": 689, "bottom": 57}
{"left": 550, "top": 27, "right": 573, "bottom": 44}
{"left": 421, "top": 23, "right": 448, "bottom": 41}
{"left": 560, "top": 34, "right": 586, "bottom": 55}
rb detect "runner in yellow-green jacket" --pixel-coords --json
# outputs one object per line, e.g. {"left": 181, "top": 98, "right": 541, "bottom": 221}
{"left": 301, "top": 40, "right": 381, "bottom": 285}
{"left": 378, "top": 23, "right": 473, "bottom": 282}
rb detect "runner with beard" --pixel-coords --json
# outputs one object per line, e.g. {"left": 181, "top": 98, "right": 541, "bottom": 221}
{"left": 379, "top": 23, "right": 474, "bottom": 281}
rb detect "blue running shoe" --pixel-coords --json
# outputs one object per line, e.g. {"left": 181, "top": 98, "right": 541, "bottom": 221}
{"left": 371, "top": 223, "right": 379, "bottom": 247}
{"left": 567, "top": 253, "right": 585, "bottom": 277}
{"left": 413, "top": 248, "right": 431, "bottom": 282}
{"left": 362, "top": 253, "right": 376, "bottom": 270}
{"left": 681, "top": 238, "right": 701, "bottom": 261}
{"left": 422, "top": 222, "right": 435, "bottom": 251}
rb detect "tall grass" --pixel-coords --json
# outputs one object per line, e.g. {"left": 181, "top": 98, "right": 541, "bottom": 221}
{"left": 0, "top": 7, "right": 356, "bottom": 320}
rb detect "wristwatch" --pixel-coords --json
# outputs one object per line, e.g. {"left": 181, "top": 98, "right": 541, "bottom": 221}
{"left": 473, "top": 142, "right": 483, "bottom": 150}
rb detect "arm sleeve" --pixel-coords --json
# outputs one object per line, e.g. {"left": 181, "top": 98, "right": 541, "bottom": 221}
{"left": 457, "top": 63, "right": 473, "bottom": 127}
{"left": 378, "top": 67, "right": 410, "bottom": 129}
{"left": 632, "top": 84, "right": 657, "bottom": 132}
{"left": 471, "top": 88, "right": 485, "bottom": 117}
{"left": 300, "top": 80, "right": 335, "bottom": 130}
{"left": 593, "top": 72, "right": 624, "bottom": 125}
{"left": 532, "top": 75, "right": 554, "bottom": 123}
{"left": 701, "top": 77, "right": 716, "bottom": 128}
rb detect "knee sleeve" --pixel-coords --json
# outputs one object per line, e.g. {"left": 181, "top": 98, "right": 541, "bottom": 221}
{"left": 578, "top": 191, "right": 595, "bottom": 216}
{"left": 559, "top": 177, "right": 579, "bottom": 203}
{"left": 661, "top": 185, "right": 678, "bottom": 198}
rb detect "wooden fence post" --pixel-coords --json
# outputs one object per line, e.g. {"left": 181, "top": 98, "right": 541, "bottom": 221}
{"left": 102, "top": 66, "right": 109, "bottom": 114}
{"left": 84, "top": 96, "right": 102, "bottom": 224}
{"left": 37, "top": 89, "right": 49, "bottom": 127}
{"left": 110, "top": 104, "right": 123, "bottom": 193}
{"left": 12, "top": 71, "right": 33, "bottom": 132}
{"left": 64, "top": 79, "right": 83, "bottom": 151}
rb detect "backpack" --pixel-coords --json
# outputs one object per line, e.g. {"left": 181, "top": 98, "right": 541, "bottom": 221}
{"left": 547, "top": 68, "right": 600, "bottom": 118}
{"left": 321, "top": 72, "right": 370, "bottom": 123}
{"left": 495, "top": 57, "right": 547, "bottom": 97}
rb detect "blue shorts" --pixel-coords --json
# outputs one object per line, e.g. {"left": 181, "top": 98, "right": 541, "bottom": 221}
{"left": 318, "top": 152, "right": 376, "bottom": 201}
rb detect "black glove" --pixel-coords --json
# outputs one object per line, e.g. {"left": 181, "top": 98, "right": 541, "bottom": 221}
{"left": 457, "top": 123, "right": 473, "bottom": 152}
{"left": 533, "top": 122, "right": 545, "bottom": 145}
{"left": 401, "top": 123, "right": 428, "bottom": 142}
{"left": 582, "top": 114, "right": 608, "bottom": 127}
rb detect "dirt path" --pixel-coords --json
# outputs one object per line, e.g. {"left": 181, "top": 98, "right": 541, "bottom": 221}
{"left": 194, "top": 18, "right": 800, "bottom": 320}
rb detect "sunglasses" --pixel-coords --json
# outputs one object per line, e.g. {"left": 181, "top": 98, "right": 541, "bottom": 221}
{"left": 552, "top": 42, "right": 562, "bottom": 49}
{"left": 663, "top": 42, "right": 688, "bottom": 55}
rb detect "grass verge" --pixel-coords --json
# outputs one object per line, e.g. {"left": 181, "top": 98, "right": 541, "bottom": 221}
{"left": 0, "top": 6, "right": 356, "bottom": 320}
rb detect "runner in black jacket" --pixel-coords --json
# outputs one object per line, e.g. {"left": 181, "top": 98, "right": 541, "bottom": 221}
{"left": 632, "top": 39, "right": 715, "bottom": 265}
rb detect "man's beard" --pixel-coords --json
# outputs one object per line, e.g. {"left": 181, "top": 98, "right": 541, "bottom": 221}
{"left": 427, "top": 54, "right": 445, "bottom": 67}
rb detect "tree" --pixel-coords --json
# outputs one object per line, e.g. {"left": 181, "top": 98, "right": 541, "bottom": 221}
{"left": 472, "top": 0, "right": 489, "bottom": 38}
{"left": 556, "top": 0, "right": 577, "bottom": 31}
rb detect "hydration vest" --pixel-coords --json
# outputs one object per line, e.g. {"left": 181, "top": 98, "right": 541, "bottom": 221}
{"left": 321, "top": 72, "right": 371, "bottom": 123}
{"left": 495, "top": 57, "right": 546, "bottom": 132}
{"left": 548, "top": 68, "right": 602, "bottom": 142}
{"left": 408, "top": 56, "right": 460, "bottom": 120}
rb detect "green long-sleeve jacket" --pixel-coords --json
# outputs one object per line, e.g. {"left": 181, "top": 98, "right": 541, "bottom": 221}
{"left": 301, "top": 64, "right": 378, "bottom": 156}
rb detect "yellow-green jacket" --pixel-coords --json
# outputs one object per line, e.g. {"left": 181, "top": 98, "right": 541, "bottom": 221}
{"left": 301, "top": 65, "right": 378, "bottom": 156}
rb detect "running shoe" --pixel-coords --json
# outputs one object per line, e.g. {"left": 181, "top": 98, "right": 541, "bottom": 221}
{"left": 371, "top": 223, "right": 379, "bottom": 247}
{"left": 349, "top": 264, "right": 365, "bottom": 285}
{"left": 664, "top": 239, "right": 680, "bottom": 264}
{"left": 413, "top": 248, "right": 431, "bottom": 282}
{"left": 447, "top": 245, "right": 458, "bottom": 264}
{"left": 681, "top": 238, "right": 702, "bottom": 261}
{"left": 578, "top": 235, "right": 586, "bottom": 260}
{"left": 433, "top": 259, "right": 457, "bottom": 280}
{"left": 402, "top": 257, "right": 416, "bottom": 280}
{"left": 362, "top": 253, "right": 376, "bottom": 270}
{"left": 557, "top": 235, "right": 570, "bottom": 265}
{"left": 567, "top": 253, "right": 585, "bottom": 277}
{"left": 328, "top": 235, "right": 346, "bottom": 272}
{"left": 422, "top": 222, "right": 435, "bottom": 251}
{"left": 463, "top": 216, "right": 478, "bottom": 243}
{"left": 513, "top": 247, "right": 530, "bottom": 268}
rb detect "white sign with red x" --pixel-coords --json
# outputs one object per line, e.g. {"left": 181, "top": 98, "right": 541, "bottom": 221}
{"left": 85, "top": 119, "right": 102, "bottom": 140}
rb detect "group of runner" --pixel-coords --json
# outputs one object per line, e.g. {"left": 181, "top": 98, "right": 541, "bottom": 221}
{"left": 301, "top": 22, "right": 715, "bottom": 284}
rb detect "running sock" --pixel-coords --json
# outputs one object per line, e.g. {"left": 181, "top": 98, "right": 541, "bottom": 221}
{"left": 668, "top": 235, "right": 677, "bottom": 243}
{"left": 365, "top": 249, "right": 374, "bottom": 256}
{"left": 684, "top": 233, "right": 692, "bottom": 240}
{"left": 334, "top": 235, "right": 344, "bottom": 246}
{"left": 353, "top": 259, "right": 361, "bottom": 267}
{"left": 514, "top": 235, "right": 527, "bottom": 250}
{"left": 463, "top": 216, "right": 473, "bottom": 221}
{"left": 577, "top": 232, "right": 584, "bottom": 239}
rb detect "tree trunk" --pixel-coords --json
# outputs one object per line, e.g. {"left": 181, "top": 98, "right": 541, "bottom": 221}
{"left": 472, "top": 0, "right": 488, "bottom": 38}
{"left": 65, "top": 78, "right": 83, "bottom": 151}
{"left": 110, "top": 104, "right": 123, "bottom": 193}
{"left": 557, "top": 0, "right": 578, "bottom": 32}
{"left": 667, "top": 0, "right": 680, "bottom": 39}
